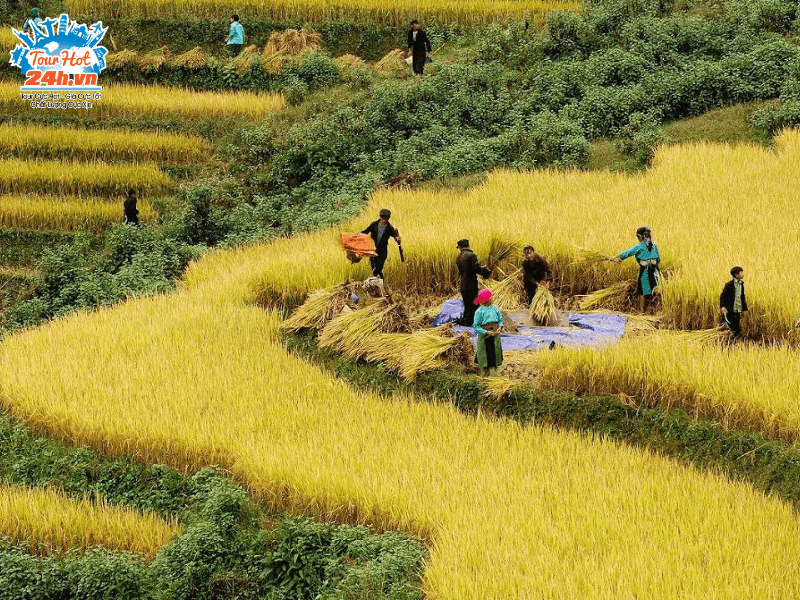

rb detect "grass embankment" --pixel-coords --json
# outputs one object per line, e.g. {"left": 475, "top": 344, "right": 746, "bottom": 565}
{"left": 3, "top": 222, "right": 800, "bottom": 598}
{"left": 0, "top": 484, "right": 180, "bottom": 558}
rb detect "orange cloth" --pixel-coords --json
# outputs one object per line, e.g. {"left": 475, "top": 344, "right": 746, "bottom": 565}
{"left": 341, "top": 233, "right": 378, "bottom": 261}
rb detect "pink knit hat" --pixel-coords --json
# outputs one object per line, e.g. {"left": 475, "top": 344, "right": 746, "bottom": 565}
{"left": 474, "top": 289, "right": 492, "bottom": 305}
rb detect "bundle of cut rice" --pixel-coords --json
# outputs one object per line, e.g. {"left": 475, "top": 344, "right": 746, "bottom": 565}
{"left": 667, "top": 326, "right": 729, "bottom": 345}
{"left": 140, "top": 46, "right": 170, "bottom": 73}
{"left": 440, "top": 330, "right": 478, "bottom": 372}
{"left": 375, "top": 49, "right": 407, "bottom": 74}
{"left": 106, "top": 49, "right": 139, "bottom": 70}
{"left": 261, "top": 50, "right": 290, "bottom": 74}
{"left": 281, "top": 283, "right": 353, "bottom": 331}
{"left": 230, "top": 44, "right": 261, "bottom": 75}
{"left": 334, "top": 54, "right": 365, "bottom": 74}
{"left": 570, "top": 247, "right": 614, "bottom": 266}
{"left": 485, "top": 236, "right": 518, "bottom": 274}
{"left": 365, "top": 330, "right": 457, "bottom": 381}
{"left": 480, "top": 270, "right": 525, "bottom": 312}
{"left": 265, "top": 28, "right": 321, "bottom": 56}
{"left": 579, "top": 280, "right": 638, "bottom": 311}
{"left": 482, "top": 377, "right": 524, "bottom": 402}
{"left": 528, "top": 286, "right": 558, "bottom": 326}
{"left": 173, "top": 46, "right": 207, "bottom": 69}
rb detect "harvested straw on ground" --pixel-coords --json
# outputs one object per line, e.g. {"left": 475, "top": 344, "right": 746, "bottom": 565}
{"left": 230, "top": 44, "right": 261, "bottom": 75}
{"left": 261, "top": 50, "right": 289, "bottom": 74}
{"left": 173, "top": 46, "right": 207, "bottom": 69}
{"left": 482, "top": 377, "right": 524, "bottom": 402}
{"left": 579, "top": 280, "right": 638, "bottom": 311}
{"left": 334, "top": 54, "right": 365, "bottom": 74}
{"left": 441, "top": 330, "right": 478, "bottom": 372}
{"left": 140, "top": 46, "right": 169, "bottom": 72}
{"left": 529, "top": 286, "right": 558, "bottom": 326}
{"left": 281, "top": 283, "right": 354, "bottom": 331}
{"left": 666, "top": 326, "right": 729, "bottom": 345}
{"left": 106, "top": 49, "right": 139, "bottom": 70}
{"left": 265, "top": 29, "right": 321, "bottom": 56}
{"left": 375, "top": 49, "right": 407, "bottom": 75}
{"left": 364, "top": 330, "right": 459, "bottom": 381}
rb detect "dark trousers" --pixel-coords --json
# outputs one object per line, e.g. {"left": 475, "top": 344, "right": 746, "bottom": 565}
{"left": 724, "top": 311, "right": 742, "bottom": 338}
{"left": 412, "top": 52, "right": 426, "bottom": 74}
{"left": 227, "top": 43, "right": 242, "bottom": 57}
{"left": 460, "top": 288, "right": 479, "bottom": 326}
{"left": 370, "top": 254, "right": 387, "bottom": 279}
{"left": 525, "top": 281, "right": 538, "bottom": 305}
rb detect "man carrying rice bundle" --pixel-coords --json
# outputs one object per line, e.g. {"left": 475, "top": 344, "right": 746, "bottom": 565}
{"left": 612, "top": 225, "right": 661, "bottom": 312}
{"left": 521, "top": 245, "right": 552, "bottom": 305}
{"left": 473, "top": 289, "right": 503, "bottom": 377}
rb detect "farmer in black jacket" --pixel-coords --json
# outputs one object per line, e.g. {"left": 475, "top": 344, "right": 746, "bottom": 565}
{"left": 361, "top": 209, "right": 401, "bottom": 279}
{"left": 123, "top": 189, "right": 139, "bottom": 226}
{"left": 407, "top": 20, "right": 432, "bottom": 75}
{"left": 720, "top": 266, "right": 747, "bottom": 340}
{"left": 456, "top": 239, "right": 491, "bottom": 326}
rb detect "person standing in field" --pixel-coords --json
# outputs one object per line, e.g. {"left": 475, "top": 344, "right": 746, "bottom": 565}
{"left": 720, "top": 266, "right": 747, "bottom": 341}
{"left": 226, "top": 14, "right": 245, "bottom": 57}
{"left": 612, "top": 225, "right": 661, "bottom": 312}
{"left": 456, "top": 239, "right": 492, "bottom": 326}
{"left": 361, "top": 208, "right": 401, "bottom": 279}
{"left": 23, "top": 8, "right": 43, "bottom": 34}
{"left": 473, "top": 289, "right": 504, "bottom": 376}
{"left": 407, "top": 20, "right": 432, "bottom": 75}
{"left": 123, "top": 189, "right": 139, "bottom": 226}
{"left": 521, "top": 245, "right": 552, "bottom": 306}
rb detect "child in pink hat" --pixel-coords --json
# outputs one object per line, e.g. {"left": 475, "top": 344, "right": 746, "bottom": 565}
{"left": 473, "top": 289, "right": 503, "bottom": 376}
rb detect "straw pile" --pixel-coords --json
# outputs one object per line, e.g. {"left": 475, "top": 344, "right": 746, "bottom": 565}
{"left": 264, "top": 29, "right": 321, "bottom": 56}
{"left": 173, "top": 46, "right": 207, "bottom": 69}
{"left": 106, "top": 49, "right": 139, "bottom": 70}
{"left": 281, "top": 283, "right": 354, "bottom": 331}
{"left": 529, "top": 286, "right": 558, "bottom": 326}
{"left": 375, "top": 49, "right": 407, "bottom": 75}
{"left": 140, "top": 46, "right": 170, "bottom": 72}
{"left": 579, "top": 280, "right": 638, "bottom": 311}
{"left": 334, "top": 54, "right": 365, "bottom": 74}
{"left": 230, "top": 44, "right": 261, "bottom": 75}
{"left": 261, "top": 50, "right": 290, "bottom": 74}
{"left": 440, "top": 330, "right": 477, "bottom": 372}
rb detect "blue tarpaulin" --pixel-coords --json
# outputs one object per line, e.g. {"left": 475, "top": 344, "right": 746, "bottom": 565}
{"left": 432, "top": 298, "right": 627, "bottom": 350}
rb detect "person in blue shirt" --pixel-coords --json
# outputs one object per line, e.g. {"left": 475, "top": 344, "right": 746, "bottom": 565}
{"left": 23, "top": 8, "right": 43, "bottom": 34}
{"left": 226, "top": 14, "right": 245, "bottom": 57}
{"left": 473, "top": 288, "right": 504, "bottom": 376}
{"left": 612, "top": 225, "right": 661, "bottom": 312}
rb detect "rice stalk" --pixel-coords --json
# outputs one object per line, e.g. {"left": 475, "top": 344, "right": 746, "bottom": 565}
{"left": 579, "top": 280, "right": 637, "bottom": 311}
{"left": 375, "top": 49, "right": 407, "bottom": 74}
{"left": 230, "top": 44, "right": 261, "bottom": 75}
{"left": 482, "top": 377, "right": 524, "bottom": 402}
{"left": 481, "top": 269, "right": 524, "bottom": 311}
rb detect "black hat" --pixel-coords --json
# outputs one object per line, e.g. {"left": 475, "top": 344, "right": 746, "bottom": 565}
{"left": 456, "top": 239, "right": 469, "bottom": 249}
{"left": 379, "top": 209, "right": 391, "bottom": 218}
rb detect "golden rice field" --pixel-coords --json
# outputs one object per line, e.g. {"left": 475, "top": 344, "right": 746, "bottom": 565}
{"left": 251, "top": 129, "right": 800, "bottom": 344}
{"left": 0, "top": 158, "right": 173, "bottom": 197}
{"left": 0, "top": 81, "right": 285, "bottom": 120}
{"left": 0, "top": 25, "right": 17, "bottom": 50}
{"left": 0, "top": 484, "right": 180, "bottom": 558}
{"left": 0, "top": 194, "right": 156, "bottom": 231}
{"left": 67, "top": 0, "right": 578, "bottom": 25}
{"left": 4, "top": 272, "right": 800, "bottom": 597}
{"left": 0, "top": 123, "right": 210, "bottom": 163}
